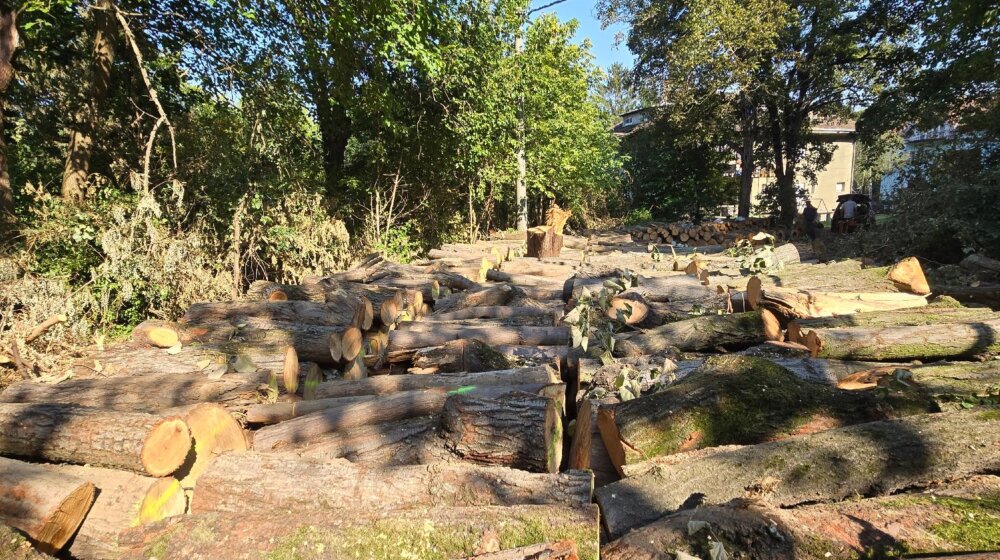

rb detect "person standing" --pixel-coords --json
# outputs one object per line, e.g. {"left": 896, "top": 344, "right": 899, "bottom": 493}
{"left": 838, "top": 197, "right": 858, "bottom": 233}
{"left": 803, "top": 200, "right": 819, "bottom": 240}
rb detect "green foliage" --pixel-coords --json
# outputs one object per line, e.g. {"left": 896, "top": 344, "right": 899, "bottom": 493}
{"left": 752, "top": 182, "right": 809, "bottom": 219}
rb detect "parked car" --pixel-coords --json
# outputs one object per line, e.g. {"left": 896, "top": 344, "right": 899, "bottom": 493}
{"left": 831, "top": 193, "right": 876, "bottom": 233}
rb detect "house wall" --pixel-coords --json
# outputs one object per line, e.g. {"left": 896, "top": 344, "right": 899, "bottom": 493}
{"left": 750, "top": 137, "right": 855, "bottom": 220}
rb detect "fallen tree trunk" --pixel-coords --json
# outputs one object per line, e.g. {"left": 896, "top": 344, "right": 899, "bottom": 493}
{"left": 192, "top": 452, "right": 592, "bottom": 515}
{"left": 433, "top": 284, "right": 517, "bottom": 313}
{"left": 245, "top": 280, "right": 325, "bottom": 302}
{"left": 500, "top": 260, "right": 575, "bottom": 278}
{"left": 251, "top": 389, "right": 450, "bottom": 451}
{"left": 285, "top": 416, "right": 438, "bottom": 465}
{"left": 786, "top": 306, "right": 996, "bottom": 343}
{"left": 596, "top": 356, "right": 935, "bottom": 475}
{"left": 0, "top": 370, "right": 267, "bottom": 412}
{"left": 0, "top": 456, "right": 96, "bottom": 554}
{"left": 442, "top": 386, "right": 564, "bottom": 473}
{"left": 752, "top": 282, "right": 929, "bottom": 319}
{"left": 486, "top": 269, "right": 566, "bottom": 288}
{"left": 734, "top": 258, "right": 931, "bottom": 295}
{"left": 312, "top": 365, "right": 557, "bottom": 399}
{"left": 934, "top": 285, "right": 1000, "bottom": 309}
{"left": 409, "top": 338, "right": 516, "bottom": 374}
{"left": 839, "top": 360, "right": 1000, "bottom": 404}
{"left": 65, "top": 342, "right": 308, "bottom": 379}
{"left": 431, "top": 306, "right": 558, "bottom": 322}
{"left": 181, "top": 297, "right": 361, "bottom": 327}
{"left": 596, "top": 407, "right": 1000, "bottom": 538}
{"left": 0, "top": 403, "right": 192, "bottom": 476}
{"left": 40, "top": 464, "right": 186, "bottom": 560}
{"left": 389, "top": 325, "right": 570, "bottom": 350}
{"left": 804, "top": 318, "right": 1000, "bottom": 361}
{"left": 960, "top": 253, "right": 1000, "bottom": 275}
{"left": 614, "top": 311, "right": 766, "bottom": 356}
{"left": 118, "top": 505, "right": 600, "bottom": 560}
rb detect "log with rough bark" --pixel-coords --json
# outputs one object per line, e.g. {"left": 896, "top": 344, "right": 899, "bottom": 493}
{"left": 284, "top": 416, "right": 438, "bottom": 465}
{"left": 389, "top": 325, "right": 570, "bottom": 351}
{"left": 934, "top": 285, "right": 1000, "bottom": 309}
{"left": 596, "top": 407, "right": 1000, "bottom": 538}
{"left": 786, "top": 306, "right": 996, "bottom": 343}
{"left": 199, "top": 321, "right": 352, "bottom": 365}
{"left": 192, "top": 452, "right": 593, "bottom": 515}
{"left": 614, "top": 311, "right": 766, "bottom": 356}
{"left": 605, "top": 291, "right": 688, "bottom": 328}
{"left": 409, "top": 338, "right": 516, "bottom": 374}
{"left": 311, "top": 365, "right": 559, "bottom": 399}
{"left": 596, "top": 356, "right": 935, "bottom": 475}
{"left": 500, "top": 260, "right": 575, "bottom": 278}
{"left": 0, "top": 457, "right": 97, "bottom": 555}
{"left": 486, "top": 269, "right": 567, "bottom": 288}
{"left": 130, "top": 319, "right": 222, "bottom": 348}
{"left": 527, "top": 225, "right": 564, "bottom": 258}
{"left": 434, "top": 284, "right": 517, "bottom": 313}
{"left": 39, "top": 464, "right": 186, "bottom": 560}
{"left": 431, "top": 306, "right": 559, "bottom": 322}
{"left": 961, "top": 253, "right": 1000, "bottom": 275}
{"left": 251, "top": 389, "right": 450, "bottom": 450}
{"left": 731, "top": 258, "right": 932, "bottom": 295}
{"left": 245, "top": 280, "right": 325, "bottom": 302}
{"left": 570, "top": 274, "right": 712, "bottom": 304}
{"left": 751, "top": 280, "right": 929, "bottom": 319}
{"left": 804, "top": 317, "right": 1000, "bottom": 360}
{"left": 0, "top": 370, "right": 267, "bottom": 412}
{"left": 442, "top": 386, "right": 564, "bottom": 473}
{"left": 181, "top": 297, "right": 361, "bottom": 327}
{"left": 838, "top": 360, "right": 1000, "bottom": 403}
{"left": 0, "top": 403, "right": 192, "bottom": 476}
{"left": 403, "top": 314, "right": 558, "bottom": 330}
{"left": 118, "top": 504, "right": 600, "bottom": 560}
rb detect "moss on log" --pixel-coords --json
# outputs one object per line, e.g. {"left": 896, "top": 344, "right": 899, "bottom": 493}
{"left": 614, "top": 311, "right": 766, "bottom": 356}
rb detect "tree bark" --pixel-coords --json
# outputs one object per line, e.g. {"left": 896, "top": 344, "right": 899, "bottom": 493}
{"left": 117, "top": 505, "right": 600, "bottom": 560}
{"left": 0, "top": 3, "right": 16, "bottom": 220}
{"left": 0, "top": 403, "right": 192, "bottom": 476}
{"left": 934, "top": 285, "right": 1000, "bottom": 310}
{"left": 61, "top": 0, "right": 116, "bottom": 202}
{"left": 389, "top": 325, "right": 570, "bottom": 351}
{"left": 737, "top": 95, "right": 756, "bottom": 219}
{"left": 596, "top": 408, "right": 1000, "bottom": 538}
{"left": 191, "top": 452, "right": 592, "bottom": 516}
{"left": 433, "top": 284, "right": 518, "bottom": 313}
{"left": 284, "top": 416, "right": 438, "bottom": 465}
{"left": 804, "top": 318, "right": 1000, "bottom": 361}
{"left": 614, "top": 311, "right": 766, "bottom": 356}
{"left": 596, "top": 355, "right": 934, "bottom": 475}
{"left": 787, "top": 306, "right": 996, "bottom": 343}
{"left": 442, "top": 387, "right": 564, "bottom": 473}
{"left": 312, "top": 365, "right": 557, "bottom": 399}
{"left": 732, "top": 258, "right": 931, "bottom": 295}
{"left": 753, "top": 283, "right": 928, "bottom": 320}
{"left": 409, "top": 338, "right": 516, "bottom": 374}
{"left": 432, "top": 305, "right": 558, "bottom": 322}
{"left": 245, "top": 280, "right": 325, "bottom": 302}
{"left": 0, "top": 456, "right": 96, "bottom": 555}
{"left": 526, "top": 226, "right": 564, "bottom": 258}
{"left": 181, "top": 298, "right": 361, "bottom": 327}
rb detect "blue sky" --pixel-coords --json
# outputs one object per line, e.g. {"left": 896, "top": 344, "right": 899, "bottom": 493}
{"left": 530, "top": 0, "right": 635, "bottom": 70}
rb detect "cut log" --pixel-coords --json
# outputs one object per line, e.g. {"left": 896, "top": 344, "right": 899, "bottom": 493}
{"left": 614, "top": 311, "right": 766, "bottom": 356}
{"left": 117, "top": 505, "right": 600, "bottom": 560}
{"left": 168, "top": 403, "right": 248, "bottom": 489}
{"left": 469, "top": 541, "right": 579, "bottom": 560}
{"left": 771, "top": 242, "right": 801, "bottom": 267}
{"left": 500, "top": 260, "right": 575, "bottom": 278}
{"left": 0, "top": 370, "right": 269, "bottom": 412}
{"left": 285, "top": 416, "right": 438, "bottom": 465}
{"left": 787, "top": 306, "right": 996, "bottom": 342}
{"left": 888, "top": 256, "right": 931, "bottom": 294}
{"left": 245, "top": 280, "right": 325, "bottom": 302}
{"left": 527, "top": 226, "right": 564, "bottom": 258}
{"left": 595, "top": 407, "right": 1000, "bottom": 538}
{"left": 313, "top": 364, "right": 557, "bottom": 400}
{"left": 0, "top": 456, "right": 96, "bottom": 555}
{"left": 410, "top": 338, "right": 516, "bottom": 374}
{"left": 442, "top": 386, "right": 564, "bottom": 473}
{"left": 39, "top": 464, "right": 185, "bottom": 560}
{"left": 838, "top": 360, "right": 1000, "bottom": 404}
{"left": 758, "top": 287, "right": 928, "bottom": 319}
{"left": 131, "top": 319, "right": 209, "bottom": 348}
{"left": 934, "top": 285, "right": 1000, "bottom": 309}
{"left": 596, "top": 355, "right": 934, "bottom": 475}
{"left": 736, "top": 258, "right": 932, "bottom": 295}
{"left": 486, "top": 269, "right": 566, "bottom": 288}
{"left": 180, "top": 298, "right": 361, "bottom": 327}
{"left": 431, "top": 306, "right": 558, "bottom": 322}
{"left": 192, "top": 452, "right": 593, "bottom": 515}
{"left": 805, "top": 318, "right": 1000, "bottom": 360}
{"left": 568, "top": 398, "right": 593, "bottom": 470}
{"left": 434, "top": 284, "right": 517, "bottom": 314}
{"left": 960, "top": 253, "right": 1000, "bottom": 275}
{"left": 251, "top": 389, "right": 449, "bottom": 451}
{"left": 0, "top": 403, "right": 192, "bottom": 476}
{"left": 389, "top": 325, "right": 570, "bottom": 350}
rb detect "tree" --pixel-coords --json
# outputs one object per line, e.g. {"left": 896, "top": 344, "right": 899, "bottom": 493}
{"left": 594, "top": 62, "right": 640, "bottom": 118}
{"left": 0, "top": 0, "right": 16, "bottom": 220}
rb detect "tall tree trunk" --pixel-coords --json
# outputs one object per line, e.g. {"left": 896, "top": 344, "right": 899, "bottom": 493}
{"left": 0, "top": 3, "right": 16, "bottom": 221}
{"left": 61, "top": 0, "right": 116, "bottom": 202}
{"left": 514, "top": 32, "right": 528, "bottom": 232}
{"left": 737, "top": 95, "right": 755, "bottom": 218}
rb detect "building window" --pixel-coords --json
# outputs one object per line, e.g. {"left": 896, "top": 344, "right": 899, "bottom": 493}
{"left": 836, "top": 182, "right": 845, "bottom": 193}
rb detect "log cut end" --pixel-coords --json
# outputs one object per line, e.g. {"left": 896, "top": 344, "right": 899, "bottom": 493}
{"left": 37, "top": 482, "right": 97, "bottom": 554}
{"left": 141, "top": 417, "right": 193, "bottom": 477}
{"left": 595, "top": 408, "right": 626, "bottom": 476}
{"left": 761, "top": 308, "right": 783, "bottom": 342}
{"left": 888, "top": 256, "right": 930, "bottom": 295}
{"left": 134, "top": 322, "right": 180, "bottom": 348}
{"left": 138, "top": 477, "right": 187, "bottom": 525}
{"left": 176, "top": 404, "right": 248, "bottom": 488}
{"left": 746, "top": 276, "right": 762, "bottom": 310}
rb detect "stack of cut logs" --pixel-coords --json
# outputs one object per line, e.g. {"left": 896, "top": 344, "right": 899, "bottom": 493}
{"left": 2, "top": 230, "right": 1000, "bottom": 559}
{"left": 630, "top": 218, "right": 805, "bottom": 247}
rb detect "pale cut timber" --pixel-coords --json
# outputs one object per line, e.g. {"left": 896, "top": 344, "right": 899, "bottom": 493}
{"left": 0, "top": 457, "right": 96, "bottom": 555}
{"left": 281, "top": 346, "right": 299, "bottom": 394}
{"left": 389, "top": 325, "right": 569, "bottom": 350}
{"left": 181, "top": 297, "right": 362, "bottom": 327}
{"left": 0, "top": 403, "right": 192, "bottom": 476}
{"left": 311, "top": 365, "right": 558, "bottom": 399}
{"left": 328, "top": 330, "right": 343, "bottom": 362}
{"left": 567, "top": 398, "right": 593, "bottom": 470}
{"left": 38, "top": 464, "right": 182, "bottom": 560}
{"left": 887, "top": 256, "right": 930, "bottom": 295}
{"left": 758, "top": 287, "right": 928, "bottom": 319}
{"left": 138, "top": 478, "right": 187, "bottom": 527}
{"left": 761, "top": 308, "right": 783, "bottom": 341}
{"left": 805, "top": 318, "right": 1000, "bottom": 360}
{"left": 442, "top": 386, "right": 564, "bottom": 473}
{"left": 486, "top": 269, "right": 566, "bottom": 287}
{"left": 117, "top": 505, "right": 600, "bottom": 560}
{"left": 192, "top": 452, "right": 593, "bottom": 514}
{"left": 614, "top": 311, "right": 766, "bottom": 356}
{"left": 166, "top": 403, "right": 248, "bottom": 489}
{"left": 341, "top": 326, "right": 363, "bottom": 361}
{"left": 595, "top": 408, "right": 1000, "bottom": 538}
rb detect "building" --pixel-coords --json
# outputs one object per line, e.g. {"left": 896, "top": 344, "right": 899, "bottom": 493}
{"left": 614, "top": 108, "right": 857, "bottom": 220}
{"left": 749, "top": 120, "right": 857, "bottom": 220}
